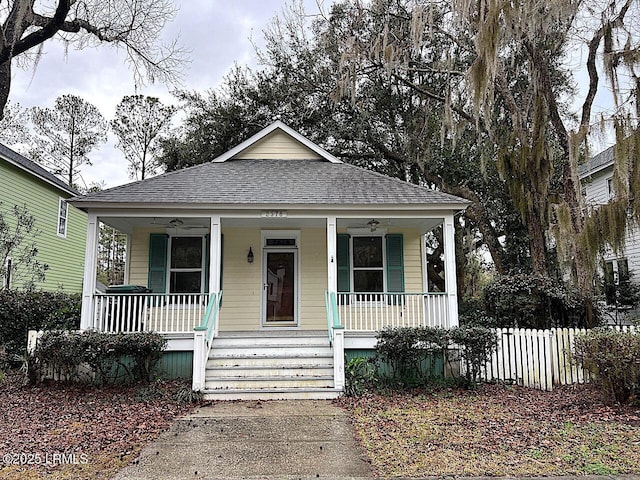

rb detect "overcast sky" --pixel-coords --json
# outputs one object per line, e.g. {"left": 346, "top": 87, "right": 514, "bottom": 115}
{"left": 9, "top": 1, "right": 619, "bottom": 191}
{"left": 10, "top": 0, "right": 326, "bottom": 189}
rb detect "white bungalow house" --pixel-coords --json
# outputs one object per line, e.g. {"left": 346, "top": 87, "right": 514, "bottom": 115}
{"left": 70, "top": 121, "right": 469, "bottom": 399}
{"left": 580, "top": 145, "right": 640, "bottom": 318}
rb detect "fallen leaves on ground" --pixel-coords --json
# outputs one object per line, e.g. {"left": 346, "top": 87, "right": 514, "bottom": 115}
{"left": 0, "top": 372, "right": 197, "bottom": 479}
{"left": 336, "top": 384, "right": 640, "bottom": 478}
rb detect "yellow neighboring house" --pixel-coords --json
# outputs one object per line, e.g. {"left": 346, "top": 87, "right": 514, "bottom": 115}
{"left": 0, "top": 144, "right": 87, "bottom": 292}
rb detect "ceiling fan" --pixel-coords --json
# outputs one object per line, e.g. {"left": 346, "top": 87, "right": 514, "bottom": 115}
{"left": 151, "top": 218, "right": 204, "bottom": 230}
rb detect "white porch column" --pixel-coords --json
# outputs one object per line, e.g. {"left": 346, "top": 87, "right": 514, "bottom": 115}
{"left": 80, "top": 213, "right": 99, "bottom": 331}
{"left": 443, "top": 213, "right": 459, "bottom": 327}
{"left": 209, "top": 215, "right": 222, "bottom": 293}
{"left": 123, "top": 233, "right": 132, "bottom": 284}
{"left": 326, "top": 216, "right": 337, "bottom": 292}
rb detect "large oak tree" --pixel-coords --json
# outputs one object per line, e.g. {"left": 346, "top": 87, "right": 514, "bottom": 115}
{"left": 0, "top": 0, "right": 185, "bottom": 118}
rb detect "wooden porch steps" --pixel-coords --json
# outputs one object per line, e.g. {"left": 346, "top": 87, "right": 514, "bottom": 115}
{"left": 201, "top": 331, "right": 341, "bottom": 400}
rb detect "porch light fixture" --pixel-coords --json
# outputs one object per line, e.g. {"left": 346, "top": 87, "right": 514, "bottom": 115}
{"left": 169, "top": 218, "right": 184, "bottom": 227}
{"left": 367, "top": 219, "right": 380, "bottom": 232}
{"left": 247, "top": 247, "right": 254, "bottom": 263}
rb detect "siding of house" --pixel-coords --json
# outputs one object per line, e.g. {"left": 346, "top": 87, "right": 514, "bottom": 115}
{"left": 127, "top": 226, "right": 425, "bottom": 331}
{"left": 582, "top": 165, "right": 640, "bottom": 280}
{"left": 232, "top": 130, "right": 323, "bottom": 160}
{"left": 583, "top": 165, "right": 613, "bottom": 206}
{"left": 128, "top": 226, "right": 163, "bottom": 287}
{"left": 0, "top": 161, "right": 87, "bottom": 292}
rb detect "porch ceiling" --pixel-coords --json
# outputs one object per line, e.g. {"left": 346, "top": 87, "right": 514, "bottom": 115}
{"left": 100, "top": 216, "right": 444, "bottom": 234}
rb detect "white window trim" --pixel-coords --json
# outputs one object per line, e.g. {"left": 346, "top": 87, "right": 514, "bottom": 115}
{"left": 166, "top": 234, "right": 206, "bottom": 294}
{"left": 607, "top": 177, "right": 615, "bottom": 199}
{"left": 57, "top": 198, "right": 68, "bottom": 238}
{"left": 349, "top": 231, "right": 387, "bottom": 295}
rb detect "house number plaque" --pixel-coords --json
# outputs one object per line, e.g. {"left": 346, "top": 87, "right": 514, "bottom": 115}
{"left": 261, "top": 210, "right": 287, "bottom": 218}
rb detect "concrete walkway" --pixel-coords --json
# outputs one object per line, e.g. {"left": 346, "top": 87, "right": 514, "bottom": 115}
{"left": 113, "top": 400, "right": 373, "bottom": 480}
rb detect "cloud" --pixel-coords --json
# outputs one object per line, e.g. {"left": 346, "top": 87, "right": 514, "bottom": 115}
{"left": 9, "top": 0, "right": 326, "bottom": 188}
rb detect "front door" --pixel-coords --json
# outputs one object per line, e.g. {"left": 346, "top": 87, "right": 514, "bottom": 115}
{"left": 262, "top": 249, "right": 297, "bottom": 326}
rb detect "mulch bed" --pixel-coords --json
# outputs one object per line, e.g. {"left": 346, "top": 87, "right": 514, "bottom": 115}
{"left": 0, "top": 372, "right": 198, "bottom": 479}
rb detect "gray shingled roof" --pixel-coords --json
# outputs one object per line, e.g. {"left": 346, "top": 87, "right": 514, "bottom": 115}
{"left": 578, "top": 145, "right": 614, "bottom": 178}
{"left": 71, "top": 159, "right": 468, "bottom": 207}
{"left": 0, "top": 143, "right": 78, "bottom": 196}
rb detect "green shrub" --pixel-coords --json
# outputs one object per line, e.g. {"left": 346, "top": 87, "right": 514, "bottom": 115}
{"left": 483, "top": 273, "right": 590, "bottom": 329}
{"left": 33, "top": 330, "right": 167, "bottom": 385}
{"left": 449, "top": 326, "right": 498, "bottom": 388}
{"left": 375, "top": 326, "right": 449, "bottom": 387}
{"left": 0, "top": 290, "right": 80, "bottom": 357}
{"left": 373, "top": 325, "right": 497, "bottom": 389}
{"left": 344, "top": 357, "right": 378, "bottom": 396}
{"left": 122, "top": 332, "right": 167, "bottom": 382}
{"left": 573, "top": 328, "right": 640, "bottom": 404}
{"left": 33, "top": 330, "right": 85, "bottom": 381}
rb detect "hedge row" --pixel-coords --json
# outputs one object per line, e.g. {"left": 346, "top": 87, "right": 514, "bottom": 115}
{"left": 0, "top": 290, "right": 81, "bottom": 357}
{"left": 32, "top": 330, "right": 167, "bottom": 385}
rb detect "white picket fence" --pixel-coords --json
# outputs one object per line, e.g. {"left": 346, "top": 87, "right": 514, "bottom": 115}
{"left": 480, "top": 326, "right": 638, "bottom": 391}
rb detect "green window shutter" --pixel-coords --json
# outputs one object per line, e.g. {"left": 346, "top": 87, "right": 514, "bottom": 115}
{"left": 148, "top": 233, "right": 168, "bottom": 293}
{"left": 386, "top": 234, "right": 405, "bottom": 293}
{"left": 337, "top": 234, "right": 350, "bottom": 292}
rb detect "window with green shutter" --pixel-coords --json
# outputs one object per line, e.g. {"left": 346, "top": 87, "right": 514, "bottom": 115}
{"left": 150, "top": 233, "right": 224, "bottom": 295}
{"left": 336, "top": 233, "right": 405, "bottom": 293}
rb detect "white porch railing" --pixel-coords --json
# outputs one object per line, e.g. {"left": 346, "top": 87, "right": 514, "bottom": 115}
{"left": 92, "top": 293, "right": 209, "bottom": 334}
{"left": 337, "top": 292, "right": 450, "bottom": 331}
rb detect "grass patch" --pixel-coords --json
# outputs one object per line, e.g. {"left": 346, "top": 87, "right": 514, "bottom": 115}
{"left": 337, "top": 384, "right": 640, "bottom": 477}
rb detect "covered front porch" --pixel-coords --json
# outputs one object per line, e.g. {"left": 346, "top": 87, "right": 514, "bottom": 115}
{"left": 81, "top": 212, "right": 460, "bottom": 336}
{"left": 78, "top": 211, "right": 460, "bottom": 395}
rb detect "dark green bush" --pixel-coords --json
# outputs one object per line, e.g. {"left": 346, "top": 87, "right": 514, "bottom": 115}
{"left": 373, "top": 325, "right": 497, "bottom": 390}
{"left": 33, "top": 330, "right": 167, "bottom": 385}
{"left": 0, "top": 290, "right": 81, "bottom": 357}
{"left": 449, "top": 326, "right": 498, "bottom": 388}
{"left": 483, "top": 273, "right": 591, "bottom": 329}
{"left": 375, "top": 326, "right": 449, "bottom": 387}
{"left": 33, "top": 330, "right": 85, "bottom": 381}
{"left": 573, "top": 328, "right": 640, "bottom": 404}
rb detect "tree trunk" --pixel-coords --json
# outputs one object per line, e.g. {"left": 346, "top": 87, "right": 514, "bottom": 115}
{"left": 0, "top": 61, "right": 11, "bottom": 120}
{"left": 524, "top": 199, "right": 548, "bottom": 275}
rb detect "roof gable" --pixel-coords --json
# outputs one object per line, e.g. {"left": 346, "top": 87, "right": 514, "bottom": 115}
{"left": 578, "top": 145, "right": 614, "bottom": 179}
{"left": 233, "top": 129, "right": 323, "bottom": 160}
{"left": 0, "top": 143, "right": 78, "bottom": 196}
{"left": 213, "top": 121, "right": 341, "bottom": 163}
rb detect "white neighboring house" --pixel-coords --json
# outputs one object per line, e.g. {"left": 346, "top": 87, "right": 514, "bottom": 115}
{"left": 579, "top": 145, "right": 640, "bottom": 319}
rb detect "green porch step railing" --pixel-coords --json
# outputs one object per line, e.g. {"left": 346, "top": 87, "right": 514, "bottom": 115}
{"left": 192, "top": 291, "right": 222, "bottom": 391}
